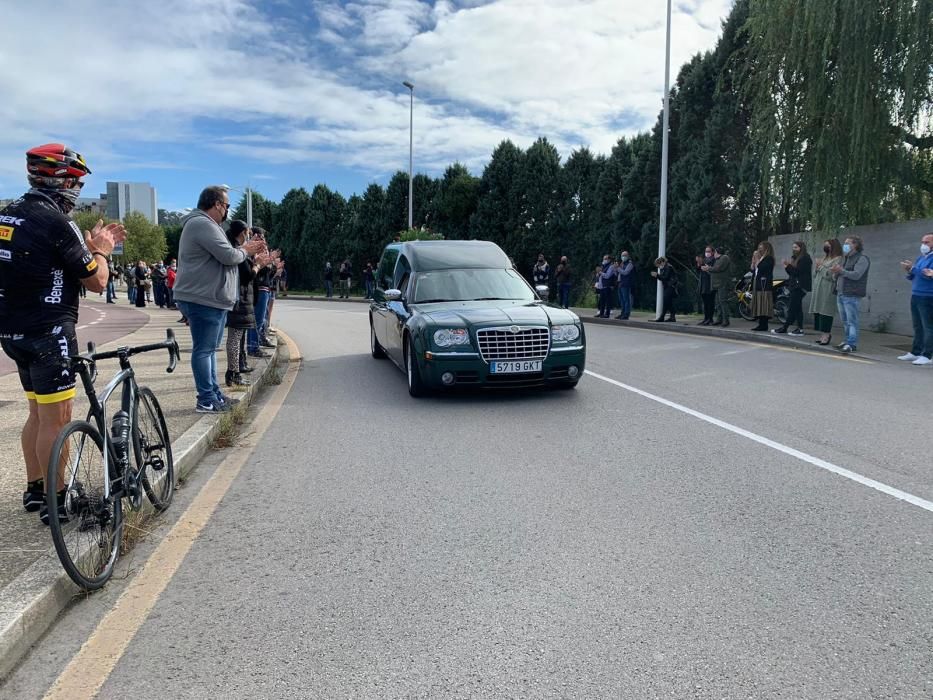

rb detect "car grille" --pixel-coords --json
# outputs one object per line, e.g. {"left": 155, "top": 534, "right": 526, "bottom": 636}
{"left": 476, "top": 326, "right": 550, "bottom": 362}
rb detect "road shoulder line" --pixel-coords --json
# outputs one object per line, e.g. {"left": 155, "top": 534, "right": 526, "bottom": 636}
{"left": 585, "top": 369, "right": 933, "bottom": 515}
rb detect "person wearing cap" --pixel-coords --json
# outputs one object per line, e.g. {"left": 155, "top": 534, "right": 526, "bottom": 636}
{"left": 0, "top": 144, "right": 125, "bottom": 524}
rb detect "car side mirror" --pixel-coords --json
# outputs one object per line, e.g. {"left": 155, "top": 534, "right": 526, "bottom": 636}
{"left": 385, "top": 289, "right": 403, "bottom": 302}
{"left": 534, "top": 284, "right": 550, "bottom": 301}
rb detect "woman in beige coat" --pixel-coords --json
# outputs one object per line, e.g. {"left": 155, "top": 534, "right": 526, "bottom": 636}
{"left": 809, "top": 238, "right": 844, "bottom": 345}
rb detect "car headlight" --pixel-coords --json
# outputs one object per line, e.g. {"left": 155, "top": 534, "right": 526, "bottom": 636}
{"left": 433, "top": 328, "right": 471, "bottom": 348}
{"left": 551, "top": 324, "right": 580, "bottom": 342}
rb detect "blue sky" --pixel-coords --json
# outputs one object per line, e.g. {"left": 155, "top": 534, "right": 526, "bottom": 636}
{"left": 0, "top": 0, "right": 733, "bottom": 213}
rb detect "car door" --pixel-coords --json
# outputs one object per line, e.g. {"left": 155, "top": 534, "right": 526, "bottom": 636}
{"left": 386, "top": 255, "right": 412, "bottom": 365}
{"left": 371, "top": 247, "right": 399, "bottom": 351}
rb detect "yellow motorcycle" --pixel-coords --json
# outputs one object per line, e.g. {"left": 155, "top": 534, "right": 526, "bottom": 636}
{"left": 734, "top": 272, "right": 790, "bottom": 324}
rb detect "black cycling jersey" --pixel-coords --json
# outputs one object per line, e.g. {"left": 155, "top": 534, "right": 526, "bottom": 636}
{"left": 0, "top": 192, "right": 98, "bottom": 334}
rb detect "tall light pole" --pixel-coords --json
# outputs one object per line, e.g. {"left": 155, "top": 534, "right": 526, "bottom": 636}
{"left": 656, "top": 0, "right": 672, "bottom": 319}
{"left": 403, "top": 80, "right": 414, "bottom": 230}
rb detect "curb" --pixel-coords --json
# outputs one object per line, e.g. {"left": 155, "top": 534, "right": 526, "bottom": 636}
{"left": 0, "top": 339, "right": 285, "bottom": 681}
{"left": 580, "top": 315, "right": 871, "bottom": 358}
{"left": 281, "top": 295, "right": 369, "bottom": 304}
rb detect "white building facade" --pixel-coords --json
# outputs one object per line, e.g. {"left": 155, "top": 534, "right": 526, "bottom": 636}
{"left": 106, "top": 181, "right": 158, "bottom": 224}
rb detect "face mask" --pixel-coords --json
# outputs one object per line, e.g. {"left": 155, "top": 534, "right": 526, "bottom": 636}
{"left": 621, "top": 256, "right": 629, "bottom": 262}
{"left": 842, "top": 244, "right": 852, "bottom": 255}
{"left": 792, "top": 249, "right": 800, "bottom": 256}
{"left": 823, "top": 245, "right": 831, "bottom": 253}
{"left": 921, "top": 243, "right": 931, "bottom": 255}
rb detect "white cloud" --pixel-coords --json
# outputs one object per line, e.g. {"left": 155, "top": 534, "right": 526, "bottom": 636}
{"left": 0, "top": 0, "right": 734, "bottom": 193}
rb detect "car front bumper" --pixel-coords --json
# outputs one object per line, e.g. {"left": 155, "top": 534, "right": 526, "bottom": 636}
{"left": 419, "top": 346, "right": 586, "bottom": 389}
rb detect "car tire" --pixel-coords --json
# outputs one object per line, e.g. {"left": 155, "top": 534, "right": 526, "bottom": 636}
{"left": 370, "top": 317, "right": 386, "bottom": 359}
{"left": 405, "top": 336, "right": 426, "bottom": 398}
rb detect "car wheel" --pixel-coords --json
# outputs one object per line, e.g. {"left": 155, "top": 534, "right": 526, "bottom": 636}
{"left": 370, "top": 318, "right": 386, "bottom": 359}
{"left": 405, "top": 336, "right": 426, "bottom": 398}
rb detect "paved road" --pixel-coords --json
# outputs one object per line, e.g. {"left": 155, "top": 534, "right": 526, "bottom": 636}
{"left": 4, "top": 299, "right": 931, "bottom": 698}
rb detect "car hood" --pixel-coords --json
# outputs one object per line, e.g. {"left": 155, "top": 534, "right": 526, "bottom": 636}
{"left": 415, "top": 300, "right": 579, "bottom": 327}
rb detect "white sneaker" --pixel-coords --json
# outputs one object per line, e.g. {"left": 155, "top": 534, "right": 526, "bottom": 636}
{"left": 898, "top": 353, "right": 918, "bottom": 361}
{"left": 912, "top": 356, "right": 932, "bottom": 366}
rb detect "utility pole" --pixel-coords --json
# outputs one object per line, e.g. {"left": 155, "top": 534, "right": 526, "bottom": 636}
{"left": 656, "top": 0, "right": 672, "bottom": 319}
{"left": 403, "top": 81, "right": 414, "bottom": 230}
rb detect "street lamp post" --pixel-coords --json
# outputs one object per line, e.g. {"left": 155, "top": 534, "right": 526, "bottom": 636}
{"left": 656, "top": 0, "right": 672, "bottom": 320}
{"left": 403, "top": 81, "right": 414, "bottom": 230}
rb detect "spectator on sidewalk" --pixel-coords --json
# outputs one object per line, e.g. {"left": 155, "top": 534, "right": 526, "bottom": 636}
{"left": 173, "top": 187, "right": 265, "bottom": 413}
{"left": 124, "top": 264, "right": 137, "bottom": 304}
{"left": 810, "top": 239, "right": 843, "bottom": 346}
{"left": 0, "top": 143, "right": 125, "bottom": 524}
{"left": 151, "top": 261, "right": 168, "bottom": 308}
{"left": 134, "top": 260, "right": 150, "bottom": 308}
{"left": 774, "top": 241, "right": 812, "bottom": 336}
{"left": 224, "top": 221, "right": 265, "bottom": 387}
{"left": 265, "top": 253, "right": 284, "bottom": 334}
{"left": 616, "top": 251, "right": 635, "bottom": 320}
{"left": 598, "top": 256, "right": 617, "bottom": 319}
{"left": 533, "top": 253, "right": 550, "bottom": 299}
{"left": 324, "top": 262, "right": 334, "bottom": 298}
{"left": 166, "top": 259, "right": 177, "bottom": 309}
{"left": 247, "top": 228, "right": 275, "bottom": 358}
{"left": 364, "top": 262, "right": 376, "bottom": 299}
{"left": 592, "top": 264, "right": 604, "bottom": 317}
{"left": 651, "top": 257, "right": 678, "bottom": 322}
{"left": 831, "top": 235, "right": 871, "bottom": 353}
{"left": 338, "top": 259, "right": 352, "bottom": 298}
{"left": 750, "top": 242, "right": 775, "bottom": 332}
{"left": 704, "top": 246, "right": 731, "bottom": 326}
{"left": 106, "top": 258, "right": 117, "bottom": 303}
{"left": 898, "top": 232, "right": 933, "bottom": 366}
{"left": 555, "top": 256, "right": 572, "bottom": 309}
{"left": 696, "top": 247, "right": 716, "bottom": 325}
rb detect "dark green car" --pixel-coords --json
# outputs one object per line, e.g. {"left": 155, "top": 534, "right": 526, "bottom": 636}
{"left": 369, "top": 240, "right": 586, "bottom": 396}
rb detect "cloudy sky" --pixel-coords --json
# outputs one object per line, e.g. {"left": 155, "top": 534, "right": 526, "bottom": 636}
{"left": 0, "top": 0, "right": 734, "bottom": 212}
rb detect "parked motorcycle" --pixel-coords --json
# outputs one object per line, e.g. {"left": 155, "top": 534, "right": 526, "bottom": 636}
{"left": 734, "top": 272, "right": 790, "bottom": 324}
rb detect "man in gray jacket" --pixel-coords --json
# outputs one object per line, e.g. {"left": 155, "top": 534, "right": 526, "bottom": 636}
{"left": 174, "top": 186, "right": 265, "bottom": 413}
{"left": 704, "top": 246, "right": 732, "bottom": 326}
{"left": 831, "top": 235, "right": 871, "bottom": 353}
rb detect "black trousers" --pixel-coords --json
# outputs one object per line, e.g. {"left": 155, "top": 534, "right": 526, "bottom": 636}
{"left": 660, "top": 288, "right": 675, "bottom": 320}
{"left": 784, "top": 288, "right": 807, "bottom": 329}
{"left": 701, "top": 292, "right": 716, "bottom": 321}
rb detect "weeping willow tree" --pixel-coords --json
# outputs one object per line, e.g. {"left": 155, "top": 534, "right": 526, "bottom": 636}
{"left": 744, "top": 0, "right": 933, "bottom": 231}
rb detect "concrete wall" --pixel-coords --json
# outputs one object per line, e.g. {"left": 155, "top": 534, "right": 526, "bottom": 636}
{"left": 769, "top": 219, "right": 933, "bottom": 337}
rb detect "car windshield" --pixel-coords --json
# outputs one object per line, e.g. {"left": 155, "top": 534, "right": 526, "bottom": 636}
{"left": 411, "top": 268, "right": 536, "bottom": 304}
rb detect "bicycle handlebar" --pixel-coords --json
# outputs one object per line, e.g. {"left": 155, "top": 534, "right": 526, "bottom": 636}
{"left": 75, "top": 329, "right": 180, "bottom": 374}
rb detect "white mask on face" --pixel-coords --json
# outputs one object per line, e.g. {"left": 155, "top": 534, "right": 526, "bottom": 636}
{"left": 921, "top": 243, "right": 931, "bottom": 256}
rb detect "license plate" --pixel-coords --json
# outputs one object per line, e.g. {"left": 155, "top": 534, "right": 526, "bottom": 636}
{"left": 489, "top": 360, "right": 542, "bottom": 374}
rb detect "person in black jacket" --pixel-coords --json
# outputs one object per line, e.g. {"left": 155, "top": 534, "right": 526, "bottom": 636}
{"left": 774, "top": 240, "right": 812, "bottom": 336}
{"left": 224, "top": 221, "right": 266, "bottom": 386}
{"left": 696, "top": 246, "right": 715, "bottom": 325}
{"left": 651, "top": 257, "right": 678, "bottom": 322}
{"left": 750, "top": 241, "right": 775, "bottom": 331}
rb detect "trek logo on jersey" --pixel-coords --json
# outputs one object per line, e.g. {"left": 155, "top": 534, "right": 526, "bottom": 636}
{"left": 45, "top": 268, "right": 65, "bottom": 304}
{"left": 0, "top": 215, "right": 24, "bottom": 226}
{"left": 0, "top": 226, "right": 13, "bottom": 241}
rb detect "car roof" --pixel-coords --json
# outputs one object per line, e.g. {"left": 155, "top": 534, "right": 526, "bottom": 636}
{"left": 396, "top": 240, "right": 511, "bottom": 271}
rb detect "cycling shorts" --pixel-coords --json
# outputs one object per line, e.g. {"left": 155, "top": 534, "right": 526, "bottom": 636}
{"left": 0, "top": 322, "right": 78, "bottom": 404}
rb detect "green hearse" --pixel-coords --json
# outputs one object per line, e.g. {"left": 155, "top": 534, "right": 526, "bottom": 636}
{"left": 369, "top": 240, "right": 586, "bottom": 396}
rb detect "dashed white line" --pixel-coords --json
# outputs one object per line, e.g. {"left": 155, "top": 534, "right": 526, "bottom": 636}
{"left": 585, "top": 369, "right": 933, "bottom": 515}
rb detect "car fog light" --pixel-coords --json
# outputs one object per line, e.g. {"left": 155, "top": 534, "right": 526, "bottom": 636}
{"left": 441, "top": 372, "right": 455, "bottom": 385}
{"left": 568, "top": 365, "right": 580, "bottom": 378}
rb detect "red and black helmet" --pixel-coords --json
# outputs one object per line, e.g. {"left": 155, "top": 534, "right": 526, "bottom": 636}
{"left": 26, "top": 143, "right": 91, "bottom": 178}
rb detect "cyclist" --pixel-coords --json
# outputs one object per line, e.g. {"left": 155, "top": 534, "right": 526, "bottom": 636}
{"left": 0, "top": 144, "right": 125, "bottom": 524}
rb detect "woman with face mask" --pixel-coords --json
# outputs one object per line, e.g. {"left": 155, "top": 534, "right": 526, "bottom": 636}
{"left": 134, "top": 260, "right": 149, "bottom": 308}
{"left": 774, "top": 241, "right": 812, "bottom": 336}
{"left": 696, "top": 246, "right": 716, "bottom": 325}
{"left": 749, "top": 242, "right": 774, "bottom": 331}
{"left": 809, "top": 239, "right": 844, "bottom": 345}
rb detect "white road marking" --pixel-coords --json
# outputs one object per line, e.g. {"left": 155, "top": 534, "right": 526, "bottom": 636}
{"left": 585, "top": 369, "right": 933, "bottom": 515}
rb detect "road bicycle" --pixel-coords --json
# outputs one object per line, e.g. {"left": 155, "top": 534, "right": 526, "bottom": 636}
{"left": 46, "top": 329, "right": 180, "bottom": 590}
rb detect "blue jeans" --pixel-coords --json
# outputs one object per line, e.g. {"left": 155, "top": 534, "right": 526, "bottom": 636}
{"left": 911, "top": 295, "right": 933, "bottom": 358}
{"left": 618, "top": 287, "right": 632, "bottom": 318}
{"left": 175, "top": 301, "right": 227, "bottom": 405}
{"left": 836, "top": 295, "right": 861, "bottom": 347}
{"left": 128, "top": 286, "right": 136, "bottom": 303}
{"left": 248, "top": 289, "right": 271, "bottom": 352}
{"left": 106, "top": 280, "right": 116, "bottom": 302}
{"left": 325, "top": 280, "right": 333, "bottom": 297}
{"left": 365, "top": 279, "right": 374, "bottom": 299}
{"left": 558, "top": 283, "right": 571, "bottom": 308}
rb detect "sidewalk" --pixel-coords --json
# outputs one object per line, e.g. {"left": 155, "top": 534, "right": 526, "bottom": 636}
{"left": 0, "top": 298, "right": 281, "bottom": 677}
{"left": 574, "top": 308, "right": 913, "bottom": 363}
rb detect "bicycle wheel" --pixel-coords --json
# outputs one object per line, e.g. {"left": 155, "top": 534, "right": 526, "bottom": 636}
{"left": 47, "top": 420, "right": 123, "bottom": 591}
{"left": 134, "top": 386, "right": 174, "bottom": 511}
{"left": 737, "top": 291, "right": 755, "bottom": 321}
